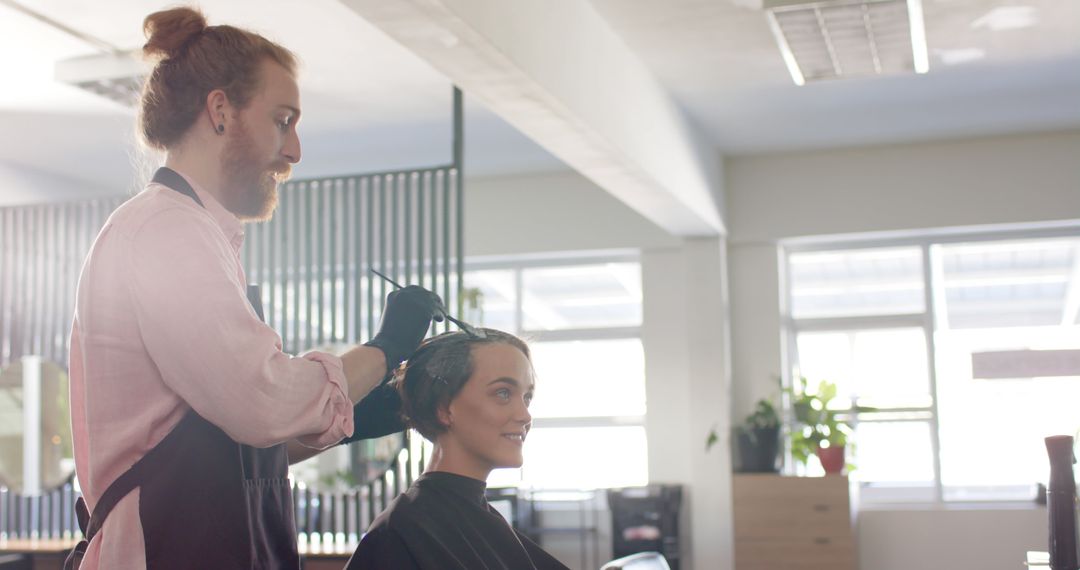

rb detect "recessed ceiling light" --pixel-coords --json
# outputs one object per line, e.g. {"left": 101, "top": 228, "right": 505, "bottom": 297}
{"left": 971, "top": 6, "right": 1039, "bottom": 32}
{"left": 934, "top": 47, "right": 986, "bottom": 66}
{"left": 765, "top": 0, "right": 930, "bottom": 85}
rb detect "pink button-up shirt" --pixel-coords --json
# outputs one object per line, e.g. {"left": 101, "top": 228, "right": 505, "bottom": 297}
{"left": 69, "top": 171, "right": 354, "bottom": 569}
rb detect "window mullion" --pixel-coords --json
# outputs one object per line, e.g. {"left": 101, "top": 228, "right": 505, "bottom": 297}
{"left": 523, "top": 326, "right": 641, "bottom": 343}
{"left": 780, "top": 246, "right": 798, "bottom": 475}
{"left": 792, "top": 313, "right": 927, "bottom": 332}
{"left": 532, "top": 415, "right": 646, "bottom": 429}
{"left": 513, "top": 267, "right": 524, "bottom": 334}
{"left": 922, "top": 243, "right": 945, "bottom": 503}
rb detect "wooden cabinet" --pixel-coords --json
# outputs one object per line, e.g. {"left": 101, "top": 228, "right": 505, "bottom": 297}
{"left": 732, "top": 474, "right": 857, "bottom": 570}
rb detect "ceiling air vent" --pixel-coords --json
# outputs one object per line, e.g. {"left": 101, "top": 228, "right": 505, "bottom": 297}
{"left": 765, "top": 0, "right": 929, "bottom": 85}
{"left": 55, "top": 51, "right": 147, "bottom": 106}
{"left": 0, "top": 0, "right": 145, "bottom": 105}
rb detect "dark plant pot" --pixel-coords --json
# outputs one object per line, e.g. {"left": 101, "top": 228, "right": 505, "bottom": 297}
{"left": 735, "top": 426, "right": 781, "bottom": 473}
{"left": 816, "top": 445, "right": 845, "bottom": 474}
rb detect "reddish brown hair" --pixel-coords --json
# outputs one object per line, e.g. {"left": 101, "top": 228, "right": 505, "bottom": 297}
{"left": 138, "top": 7, "right": 297, "bottom": 150}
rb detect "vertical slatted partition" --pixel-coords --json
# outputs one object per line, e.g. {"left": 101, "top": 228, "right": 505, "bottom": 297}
{"left": 242, "top": 166, "right": 463, "bottom": 355}
{"left": 0, "top": 197, "right": 124, "bottom": 370}
{"left": 0, "top": 167, "right": 463, "bottom": 378}
{"left": 0, "top": 198, "right": 123, "bottom": 539}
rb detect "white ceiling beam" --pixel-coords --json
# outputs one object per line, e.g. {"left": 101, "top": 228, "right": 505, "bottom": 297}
{"left": 338, "top": 0, "right": 726, "bottom": 237}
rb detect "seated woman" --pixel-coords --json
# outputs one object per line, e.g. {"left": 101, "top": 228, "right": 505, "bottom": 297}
{"left": 346, "top": 329, "right": 569, "bottom": 570}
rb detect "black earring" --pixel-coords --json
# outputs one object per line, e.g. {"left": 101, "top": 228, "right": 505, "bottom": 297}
{"left": 216, "top": 124, "right": 225, "bottom": 134}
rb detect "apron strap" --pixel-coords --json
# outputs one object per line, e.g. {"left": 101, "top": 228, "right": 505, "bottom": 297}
{"left": 152, "top": 167, "right": 205, "bottom": 208}
{"left": 81, "top": 447, "right": 153, "bottom": 539}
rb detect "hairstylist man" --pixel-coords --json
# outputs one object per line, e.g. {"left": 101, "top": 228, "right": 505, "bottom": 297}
{"left": 66, "top": 7, "right": 440, "bottom": 569}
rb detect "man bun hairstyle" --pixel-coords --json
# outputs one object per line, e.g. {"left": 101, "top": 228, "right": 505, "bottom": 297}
{"left": 141, "top": 6, "right": 207, "bottom": 60}
{"left": 138, "top": 6, "right": 298, "bottom": 150}
{"left": 394, "top": 329, "right": 530, "bottom": 442}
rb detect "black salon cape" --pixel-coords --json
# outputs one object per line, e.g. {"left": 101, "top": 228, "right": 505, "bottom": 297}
{"left": 346, "top": 471, "right": 569, "bottom": 570}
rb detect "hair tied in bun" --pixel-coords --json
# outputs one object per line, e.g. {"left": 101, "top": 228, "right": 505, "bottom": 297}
{"left": 142, "top": 6, "right": 207, "bottom": 61}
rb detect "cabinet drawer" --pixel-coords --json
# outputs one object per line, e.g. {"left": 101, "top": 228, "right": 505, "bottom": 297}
{"left": 734, "top": 535, "right": 857, "bottom": 570}
{"left": 733, "top": 475, "right": 851, "bottom": 507}
{"left": 733, "top": 505, "right": 850, "bottom": 540}
{"left": 732, "top": 475, "right": 853, "bottom": 540}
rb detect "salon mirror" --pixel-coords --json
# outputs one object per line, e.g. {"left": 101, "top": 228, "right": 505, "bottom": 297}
{"left": 0, "top": 357, "right": 74, "bottom": 495}
{"left": 290, "top": 344, "right": 403, "bottom": 492}
{"left": 290, "top": 432, "right": 403, "bottom": 492}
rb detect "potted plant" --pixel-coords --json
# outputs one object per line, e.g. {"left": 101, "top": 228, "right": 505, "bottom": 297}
{"left": 460, "top": 286, "right": 485, "bottom": 324}
{"left": 786, "top": 377, "right": 859, "bottom": 475}
{"left": 706, "top": 397, "right": 782, "bottom": 472}
{"left": 734, "top": 398, "right": 782, "bottom": 473}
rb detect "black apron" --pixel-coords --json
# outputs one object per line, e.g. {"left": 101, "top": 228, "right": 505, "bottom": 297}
{"left": 65, "top": 167, "right": 298, "bottom": 569}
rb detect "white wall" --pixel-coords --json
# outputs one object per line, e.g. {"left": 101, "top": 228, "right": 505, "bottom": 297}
{"left": 858, "top": 507, "right": 1048, "bottom": 570}
{"left": 727, "top": 129, "right": 1080, "bottom": 570}
{"left": 727, "top": 130, "right": 1080, "bottom": 243}
{"left": 727, "top": 242, "right": 783, "bottom": 421}
{"left": 464, "top": 170, "right": 681, "bottom": 257}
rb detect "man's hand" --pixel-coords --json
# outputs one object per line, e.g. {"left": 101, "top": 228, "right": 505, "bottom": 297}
{"left": 364, "top": 285, "right": 445, "bottom": 374}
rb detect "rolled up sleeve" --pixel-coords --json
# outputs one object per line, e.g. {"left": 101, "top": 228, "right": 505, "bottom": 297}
{"left": 296, "top": 351, "right": 354, "bottom": 448}
{"left": 126, "top": 207, "right": 354, "bottom": 448}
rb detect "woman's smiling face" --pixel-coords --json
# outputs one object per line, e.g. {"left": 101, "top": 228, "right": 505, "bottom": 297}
{"left": 438, "top": 342, "right": 535, "bottom": 478}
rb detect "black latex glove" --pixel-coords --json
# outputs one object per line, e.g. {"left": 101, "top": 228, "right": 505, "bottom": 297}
{"left": 339, "top": 383, "right": 405, "bottom": 444}
{"left": 363, "top": 285, "right": 445, "bottom": 375}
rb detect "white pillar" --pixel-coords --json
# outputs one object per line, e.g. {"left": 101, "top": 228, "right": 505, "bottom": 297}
{"left": 642, "top": 239, "right": 734, "bottom": 570}
{"left": 728, "top": 243, "right": 785, "bottom": 420}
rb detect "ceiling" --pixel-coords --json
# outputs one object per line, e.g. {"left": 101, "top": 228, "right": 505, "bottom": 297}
{"left": 587, "top": 0, "right": 1080, "bottom": 153}
{"left": 0, "top": 0, "right": 1077, "bottom": 201}
{"left": 0, "top": 0, "right": 565, "bottom": 197}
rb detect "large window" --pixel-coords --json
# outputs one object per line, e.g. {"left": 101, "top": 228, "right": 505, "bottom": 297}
{"left": 465, "top": 254, "right": 648, "bottom": 490}
{"left": 784, "top": 226, "right": 1080, "bottom": 503}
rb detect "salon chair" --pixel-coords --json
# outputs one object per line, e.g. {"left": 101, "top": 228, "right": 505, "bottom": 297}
{"left": 0, "top": 554, "right": 30, "bottom": 570}
{"left": 600, "top": 551, "right": 671, "bottom": 570}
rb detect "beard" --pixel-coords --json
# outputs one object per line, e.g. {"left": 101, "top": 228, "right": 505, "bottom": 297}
{"left": 220, "top": 120, "right": 291, "bottom": 222}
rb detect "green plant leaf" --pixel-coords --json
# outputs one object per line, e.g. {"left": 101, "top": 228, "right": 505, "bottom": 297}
{"left": 818, "top": 380, "right": 837, "bottom": 405}
{"left": 705, "top": 428, "right": 719, "bottom": 452}
{"left": 785, "top": 377, "right": 860, "bottom": 468}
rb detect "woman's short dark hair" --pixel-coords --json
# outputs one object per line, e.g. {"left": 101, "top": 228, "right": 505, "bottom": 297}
{"left": 394, "top": 329, "right": 530, "bottom": 442}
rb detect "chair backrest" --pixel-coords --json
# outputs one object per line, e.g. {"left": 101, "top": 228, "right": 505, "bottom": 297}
{"left": 600, "top": 551, "right": 671, "bottom": 570}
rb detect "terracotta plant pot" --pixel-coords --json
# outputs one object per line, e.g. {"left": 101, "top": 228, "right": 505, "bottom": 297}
{"left": 816, "top": 445, "right": 845, "bottom": 474}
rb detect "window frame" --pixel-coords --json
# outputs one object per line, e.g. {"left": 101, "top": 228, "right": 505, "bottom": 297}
{"left": 781, "top": 221, "right": 1080, "bottom": 504}
{"left": 465, "top": 250, "right": 647, "bottom": 489}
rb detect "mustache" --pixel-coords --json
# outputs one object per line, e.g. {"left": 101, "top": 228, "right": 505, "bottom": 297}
{"left": 269, "top": 163, "right": 292, "bottom": 183}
